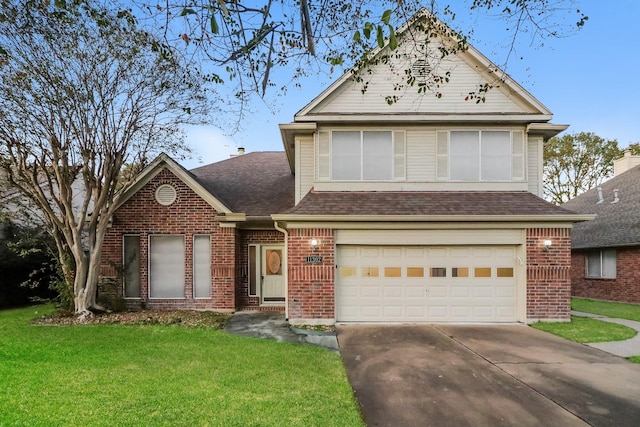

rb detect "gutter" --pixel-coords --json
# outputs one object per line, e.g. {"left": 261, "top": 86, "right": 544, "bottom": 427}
{"left": 273, "top": 221, "right": 289, "bottom": 321}
{"left": 271, "top": 214, "right": 596, "bottom": 223}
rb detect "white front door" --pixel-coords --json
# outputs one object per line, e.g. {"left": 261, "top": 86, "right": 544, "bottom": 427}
{"left": 261, "top": 245, "right": 285, "bottom": 304}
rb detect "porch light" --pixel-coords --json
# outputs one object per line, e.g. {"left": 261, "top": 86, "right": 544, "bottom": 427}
{"left": 310, "top": 239, "right": 319, "bottom": 251}
{"left": 542, "top": 239, "right": 552, "bottom": 252}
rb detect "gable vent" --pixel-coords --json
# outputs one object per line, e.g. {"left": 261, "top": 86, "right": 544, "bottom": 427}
{"left": 411, "top": 59, "right": 431, "bottom": 82}
{"left": 155, "top": 184, "right": 177, "bottom": 206}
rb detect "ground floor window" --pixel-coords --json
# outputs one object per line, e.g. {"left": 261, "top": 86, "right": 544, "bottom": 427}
{"left": 149, "top": 235, "right": 185, "bottom": 298}
{"left": 123, "top": 235, "right": 140, "bottom": 298}
{"left": 248, "top": 245, "right": 258, "bottom": 296}
{"left": 193, "top": 235, "right": 211, "bottom": 298}
{"left": 586, "top": 249, "right": 616, "bottom": 279}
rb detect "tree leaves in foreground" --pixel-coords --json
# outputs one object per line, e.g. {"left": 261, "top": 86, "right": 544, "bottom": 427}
{"left": 134, "top": 0, "right": 587, "bottom": 130}
{"left": 544, "top": 132, "right": 621, "bottom": 205}
{"left": 0, "top": 0, "right": 209, "bottom": 315}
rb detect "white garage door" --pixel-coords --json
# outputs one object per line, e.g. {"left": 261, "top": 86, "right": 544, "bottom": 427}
{"left": 336, "top": 245, "right": 517, "bottom": 323}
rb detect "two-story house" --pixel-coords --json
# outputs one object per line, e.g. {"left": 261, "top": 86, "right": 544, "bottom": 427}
{"left": 100, "top": 11, "right": 590, "bottom": 324}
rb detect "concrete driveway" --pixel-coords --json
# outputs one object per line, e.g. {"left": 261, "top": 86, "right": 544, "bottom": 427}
{"left": 337, "top": 325, "right": 640, "bottom": 427}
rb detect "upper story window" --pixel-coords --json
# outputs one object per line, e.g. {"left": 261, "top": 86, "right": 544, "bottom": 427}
{"left": 437, "top": 130, "right": 525, "bottom": 181}
{"left": 316, "top": 130, "right": 406, "bottom": 181}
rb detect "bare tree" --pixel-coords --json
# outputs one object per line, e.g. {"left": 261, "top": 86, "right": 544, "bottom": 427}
{"left": 0, "top": 0, "right": 209, "bottom": 316}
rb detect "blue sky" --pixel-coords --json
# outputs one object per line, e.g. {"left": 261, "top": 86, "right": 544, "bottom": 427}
{"left": 182, "top": 1, "right": 640, "bottom": 169}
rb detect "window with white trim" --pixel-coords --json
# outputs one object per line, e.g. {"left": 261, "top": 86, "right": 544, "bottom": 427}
{"left": 149, "top": 235, "right": 185, "bottom": 298}
{"left": 586, "top": 249, "right": 616, "bottom": 279}
{"left": 193, "top": 235, "right": 211, "bottom": 298}
{"left": 322, "top": 130, "right": 406, "bottom": 181}
{"left": 437, "top": 130, "right": 525, "bottom": 181}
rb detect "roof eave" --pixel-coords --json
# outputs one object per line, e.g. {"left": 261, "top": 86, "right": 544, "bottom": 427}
{"left": 294, "top": 113, "right": 553, "bottom": 123}
{"left": 279, "top": 122, "right": 317, "bottom": 171}
{"left": 528, "top": 123, "right": 570, "bottom": 141}
{"left": 272, "top": 214, "right": 596, "bottom": 222}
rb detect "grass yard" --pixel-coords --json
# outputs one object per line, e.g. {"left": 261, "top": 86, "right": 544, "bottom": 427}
{"left": 572, "top": 298, "right": 640, "bottom": 322}
{"left": 531, "top": 316, "right": 636, "bottom": 343}
{"left": 0, "top": 305, "right": 364, "bottom": 427}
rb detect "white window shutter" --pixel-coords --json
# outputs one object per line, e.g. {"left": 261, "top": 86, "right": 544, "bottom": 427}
{"left": 512, "top": 131, "right": 525, "bottom": 180}
{"left": 393, "top": 130, "right": 406, "bottom": 181}
{"left": 436, "top": 131, "right": 449, "bottom": 180}
{"left": 316, "top": 131, "right": 330, "bottom": 181}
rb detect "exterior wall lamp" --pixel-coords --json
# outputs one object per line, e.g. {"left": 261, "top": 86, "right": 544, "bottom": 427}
{"left": 310, "top": 238, "right": 319, "bottom": 251}
{"left": 542, "top": 239, "right": 552, "bottom": 252}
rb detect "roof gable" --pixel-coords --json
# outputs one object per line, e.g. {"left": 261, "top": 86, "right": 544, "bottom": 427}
{"left": 115, "top": 153, "right": 232, "bottom": 214}
{"left": 296, "top": 9, "right": 551, "bottom": 122}
{"left": 563, "top": 165, "right": 640, "bottom": 249}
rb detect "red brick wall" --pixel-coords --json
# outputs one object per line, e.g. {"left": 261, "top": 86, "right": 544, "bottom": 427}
{"left": 236, "top": 230, "right": 285, "bottom": 309}
{"left": 287, "top": 228, "right": 335, "bottom": 323}
{"left": 571, "top": 248, "right": 640, "bottom": 303}
{"left": 101, "top": 168, "right": 236, "bottom": 311}
{"left": 526, "top": 228, "right": 572, "bottom": 321}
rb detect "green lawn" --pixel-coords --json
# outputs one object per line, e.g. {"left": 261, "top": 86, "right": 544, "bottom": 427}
{"left": 572, "top": 297, "right": 640, "bottom": 322}
{"left": 531, "top": 316, "right": 636, "bottom": 343}
{"left": 532, "top": 298, "right": 640, "bottom": 364}
{"left": 0, "top": 305, "right": 364, "bottom": 427}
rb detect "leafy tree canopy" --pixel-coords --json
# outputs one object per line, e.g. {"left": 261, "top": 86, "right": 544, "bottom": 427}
{"left": 0, "top": 0, "right": 209, "bottom": 315}
{"left": 543, "top": 132, "right": 628, "bottom": 205}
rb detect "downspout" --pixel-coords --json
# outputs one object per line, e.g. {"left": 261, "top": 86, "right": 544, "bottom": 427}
{"left": 273, "top": 221, "right": 289, "bottom": 320}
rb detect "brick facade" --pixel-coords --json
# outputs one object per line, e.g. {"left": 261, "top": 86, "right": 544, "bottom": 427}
{"left": 100, "top": 167, "right": 575, "bottom": 323}
{"left": 101, "top": 169, "right": 237, "bottom": 311}
{"left": 571, "top": 247, "right": 640, "bottom": 304}
{"left": 526, "top": 228, "right": 572, "bottom": 321}
{"left": 286, "top": 228, "right": 335, "bottom": 324}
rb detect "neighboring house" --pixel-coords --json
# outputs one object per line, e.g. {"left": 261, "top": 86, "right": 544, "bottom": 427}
{"left": 563, "top": 150, "right": 640, "bottom": 304}
{"left": 100, "top": 10, "right": 591, "bottom": 324}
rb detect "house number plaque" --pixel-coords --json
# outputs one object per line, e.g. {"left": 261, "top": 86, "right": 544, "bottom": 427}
{"left": 305, "top": 255, "right": 323, "bottom": 264}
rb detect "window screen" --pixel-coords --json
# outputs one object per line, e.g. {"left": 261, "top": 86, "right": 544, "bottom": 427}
{"left": 450, "top": 131, "right": 480, "bottom": 180}
{"left": 193, "top": 235, "right": 211, "bottom": 298}
{"left": 363, "top": 131, "right": 393, "bottom": 180}
{"left": 149, "top": 235, "right": 185, "bottom": 298}
{"left": 331, "top": 131, "right": 361, "bottom": 180}
{"left": 481, "top": 131, "right": 511, "bottom": 180}
{"left": 331, "top": 131, "right": 393, "bottom": 180}
{"left": 449, "top": 130, "right": 513, "bottom": 181}
{"left": 587, "top": 249, "right": 616, "bottom": 279}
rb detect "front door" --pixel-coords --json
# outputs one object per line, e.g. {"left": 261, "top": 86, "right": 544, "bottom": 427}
{"left": 261, "top": 245, "right": 285, "bottom": 304}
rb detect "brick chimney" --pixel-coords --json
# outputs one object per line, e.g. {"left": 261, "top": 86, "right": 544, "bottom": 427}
{"left": 613, "top": 149, "right": 640, "bottom": 176}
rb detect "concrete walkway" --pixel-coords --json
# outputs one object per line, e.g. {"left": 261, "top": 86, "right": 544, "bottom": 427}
{"left": 223, "top": 311, "right": 339, "bottom": 351}
{"left": 572, "top": 310, "right": 640, "bottom": 357}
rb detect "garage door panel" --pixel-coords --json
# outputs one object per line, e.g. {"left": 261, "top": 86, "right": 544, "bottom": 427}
{"left": 336, "top": 245, "right": 518, "bottom": 323}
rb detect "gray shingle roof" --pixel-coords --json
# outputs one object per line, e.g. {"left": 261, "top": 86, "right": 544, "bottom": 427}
{"left": 189, "top": 152, "right": 294, "bottom": 216}
{"left": 285, "top": 191, "right": 577, "bottom": 217}
{"left": 562, "top": 165, "right": 640, "bottom": 249}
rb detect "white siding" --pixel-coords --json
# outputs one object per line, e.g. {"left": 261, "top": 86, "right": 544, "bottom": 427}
{"left": 527, "top": 136, "right": 542, "bottom": 196}
{"left": 303, "top": 125, "right": 532, "bottom": 192}
{"left": 406, "top": 130, "right": 435, "bottom": 182}
{"left": 311, "top": 41, "right": 535, "bottom": 116}
{"left": 297, "top": 136, "right": 314, "bottom": 203}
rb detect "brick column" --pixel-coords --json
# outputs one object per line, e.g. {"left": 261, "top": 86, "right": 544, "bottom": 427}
{"left": 287, "top": 228, "right": 335, "bottom": 324}
{"left": 526, "top": 228, "right": 571, "bottom": 322}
